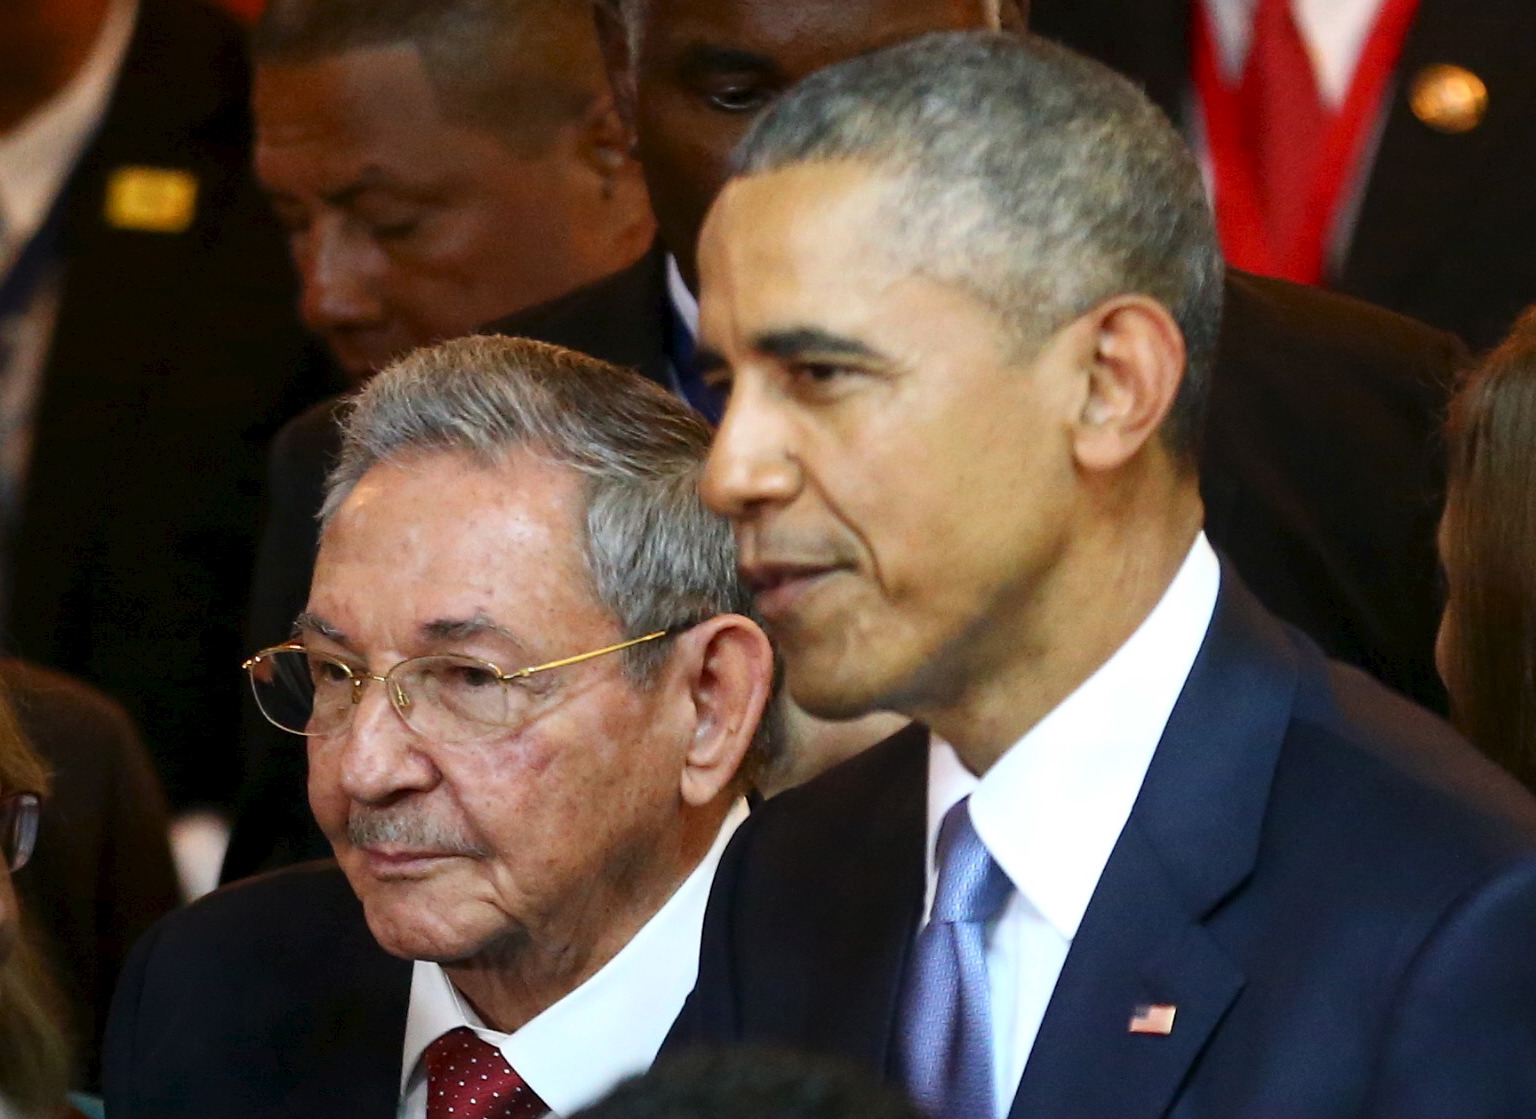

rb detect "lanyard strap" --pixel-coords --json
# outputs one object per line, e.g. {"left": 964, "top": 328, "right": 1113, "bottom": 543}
{"left": 0, "top": 195, "right": 67, "bottom": 327}
{"left": 1193, "top": 0, "right": 1421, "bottom": 283}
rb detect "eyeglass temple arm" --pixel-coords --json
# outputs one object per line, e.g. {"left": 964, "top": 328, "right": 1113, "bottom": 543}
{"left": 510, "top": 629, "right": 672, "bottom": 679}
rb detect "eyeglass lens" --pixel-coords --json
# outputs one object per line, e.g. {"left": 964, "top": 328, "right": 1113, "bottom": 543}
{"left": 0, "top": 792, "right": 40, "bottom": 872}
{"left": 248, "top": 649, "right": 522, "bottom": 741}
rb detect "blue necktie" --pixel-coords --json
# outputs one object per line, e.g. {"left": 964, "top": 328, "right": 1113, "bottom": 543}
{"left": 665, "top": 298, "right": 725, "bottom": 425}
{"left": 897, "top": 796, "right": 1012, "bottom": 1119}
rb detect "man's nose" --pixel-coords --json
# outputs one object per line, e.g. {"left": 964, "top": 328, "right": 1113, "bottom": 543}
{"left": 296, "top": 216, "right": 387, "bottom": 336}
{"left": 329, "top": 680, "right": 437, "bottom": 806}
{"left": 701, "top": 379, "right": 803, "bottom": 519}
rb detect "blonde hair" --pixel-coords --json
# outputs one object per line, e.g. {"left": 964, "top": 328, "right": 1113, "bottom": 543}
{"left": 0, "top": 681, "right": 72, "bottom": 1115}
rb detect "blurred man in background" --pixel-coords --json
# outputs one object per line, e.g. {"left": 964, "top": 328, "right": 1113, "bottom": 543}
{"left": 224, "top": 0, "right": 658, "bottom": 879}
{"left": 0, "top": 0, "right": 339, "bottom": 851}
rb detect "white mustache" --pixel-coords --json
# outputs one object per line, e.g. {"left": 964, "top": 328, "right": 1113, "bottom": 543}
{"left": 347, "top": 805, "right": 489, "bottom": 856}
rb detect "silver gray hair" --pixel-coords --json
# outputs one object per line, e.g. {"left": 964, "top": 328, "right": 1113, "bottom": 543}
{"left": 731, "top": 31, "right": 1224, "bottom": 462}
{"left": 322, "top": 335, "right": 755, "bottom": 683}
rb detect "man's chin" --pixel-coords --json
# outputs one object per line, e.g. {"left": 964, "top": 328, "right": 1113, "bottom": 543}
{"left": 783, "top": 660, "right": 887, "bottom": 722}
{"left": 357, "top": 895, "right": 492, "bottom": 964}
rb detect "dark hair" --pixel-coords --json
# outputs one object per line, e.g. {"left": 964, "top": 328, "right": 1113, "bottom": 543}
{"left": 572, "top": 1048, "right": 927, "bottom": 1119}
{"left": 1442, "top": 307, "right": 1536, "bottom": 789}
{"left": 731, "top": 31, "right": 1224, "bottom": 465}
{"left": 253, "top": 0, "right": 603, "bottom": 154}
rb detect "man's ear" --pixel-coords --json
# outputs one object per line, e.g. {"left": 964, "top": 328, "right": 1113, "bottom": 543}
{"left": 593, "top": 0, "right": 639, "bottom": 139}
{"left": 1068, "top": 295, "right": 1186, "bottom": 473}
{"left": 1000, "top": 0, "right": 1029, "bottom": 34}
{"left": 570, "top": 90, "right": 634, "bottom": 195}
{"left": 670, "top": 615, "right": 775, "bottom": 807}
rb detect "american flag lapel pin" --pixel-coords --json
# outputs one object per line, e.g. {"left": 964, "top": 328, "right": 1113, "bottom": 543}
{"left": 1128, "top": 1004, "right": 1177, "bottom": 1036}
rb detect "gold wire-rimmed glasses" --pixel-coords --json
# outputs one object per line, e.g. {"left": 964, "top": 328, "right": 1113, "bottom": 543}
{"left": 242, "top": 630, "right": 675, "bottom": 743}
{"left": 0, "top": 791, "right": 40, "bottom": 872}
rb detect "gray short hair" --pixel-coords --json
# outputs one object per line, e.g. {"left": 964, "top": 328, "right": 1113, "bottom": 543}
{"left": 253, "top": 0, "right": 604, "bottom": 154}
{"left": 322, "top": 335, "right": 779, "bottom": 773}
{"left": 731, "top": 31, "right": 1224, "bottom": 462}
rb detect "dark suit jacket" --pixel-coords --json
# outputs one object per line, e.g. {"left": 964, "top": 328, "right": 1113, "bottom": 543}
{"left": 1029, "top": 0, "right": 1536, "bottom": 350}
{"left": 671, "top": 573, "right": 1536, "bottom": 1117}
{"left": 103, "top": 862, "right": 410, "bottom": 1119}
{"left": 4, "top": 658, "right": 179, "bottom": 1090}
{"left": 3, "top": 0, "right": 342, "bottom": 810}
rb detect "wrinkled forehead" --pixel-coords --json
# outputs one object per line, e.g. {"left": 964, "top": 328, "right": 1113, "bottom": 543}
{"left": 318, "top": 453, "right": 590, "bottom": 596}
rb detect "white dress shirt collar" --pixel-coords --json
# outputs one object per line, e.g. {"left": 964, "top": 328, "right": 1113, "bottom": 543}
{"left": 925, "top": 533, "right": 1222, "bottom": 939}
{"left": 0, "top": 0, "right": 136, "bottom": 266}
{"left": 665, "top": 254, "right": 699, "bottom": 341}
{"left": 401, "top": 798, "right": 749, "bottom": 1118}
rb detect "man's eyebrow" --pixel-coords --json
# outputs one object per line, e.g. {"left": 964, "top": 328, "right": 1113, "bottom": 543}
{"left": 293, "top": 612, "right": 345, "bottom": 642}
{"left": 420, "top": 614, "right": 521, "bottom": 645}
{"left": 695, "top": 344, "right": 729, "bottom": 378}
{"left": 677, "top": 42, "right": 779, "bottom": 75}
{"left": 752, "top": 328, "right": 885, "bottom": 363}
{"left": 325, "top": 165, "right": 424, "bottom": 208}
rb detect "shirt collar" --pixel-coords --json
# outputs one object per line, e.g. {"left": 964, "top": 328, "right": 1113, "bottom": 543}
{"left": 665, "top": 254, "right": 699, "bottom": 341}
{"left": 925, "top": 533, "right": 1220, "bottom": 939}
{"left": 0, "top": 0, "right": 136, "bottom": 261}
{"left": 402, "top": 798, "right": 749, "bottom": 1116}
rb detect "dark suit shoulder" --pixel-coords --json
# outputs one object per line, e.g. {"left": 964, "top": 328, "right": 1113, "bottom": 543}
{"left": 1224, "top": 271, "right": 1465, "bottom": 395}
{"left": 737, "top": 721, "right": 929, "bottom": 862}
{"left": 272, "top": 396, "right": 348, "bottom": 489}
{"left": 483, "top": 245, "right": 670, "bottom": 384}
{"left": 105, "top": 863, "right": 408, "bottom": 1119}
{"left": 155, "top": 861, "right": 374, "bottom": 953}
{"left": 672, "top": 723, "right": 930, "bottom": 1063}
{"left": 1199, "top": 272, "right": 1460, "bottom": 711}
{"left": 1283, "top": 652, "right": 1536, "bottom": 865}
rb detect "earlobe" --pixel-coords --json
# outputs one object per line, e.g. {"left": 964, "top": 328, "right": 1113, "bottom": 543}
{"left": 676, "top": 616, "right": 775, "bottom": 807}
{"left": 1072, "top": 297, "right": 1186, "bottom": 472}
{"left": 592, "top": 0, "right": 639, "bottom": 136}
{"left": 574, "top": 94, "right": 632, "bottom": 185}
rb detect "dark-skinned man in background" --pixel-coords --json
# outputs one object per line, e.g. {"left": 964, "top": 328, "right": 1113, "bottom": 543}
{"left": 223, "top": 0, "right": 659, "bottom": 880}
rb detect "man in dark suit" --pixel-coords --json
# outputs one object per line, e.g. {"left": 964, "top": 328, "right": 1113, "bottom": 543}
{"left": 1029, "top": 0, "right": 1536, "bottom": 350}
{"left": 681, "top": 32, "right": 1536, "bottom": 1116}
{"left": 0, "top": 0, "right": 342, "bottom": 814}
{"left": 106, "top": 338, "right": 775, "bottom": 1118}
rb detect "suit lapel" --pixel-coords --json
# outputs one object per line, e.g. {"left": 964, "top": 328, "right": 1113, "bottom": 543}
{"left": 284, "top": 867, "right": 415, "bottom": 1117}
{"left": 1009, "top": 571, "right": 1298, "bottom": 1119}
{"left": 798, "top": 724, "right": 929, "bottom": 1074}
{"left": 289, "top": 959, "right": 412, "bottom": 1117}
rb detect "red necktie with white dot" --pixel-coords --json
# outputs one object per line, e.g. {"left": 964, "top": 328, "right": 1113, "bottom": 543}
{"left": 424, "top": 1026, "right": 550, "bottom": 1119}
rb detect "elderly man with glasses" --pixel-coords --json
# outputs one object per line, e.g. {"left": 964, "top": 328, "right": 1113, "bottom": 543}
{"left": 103, "top": 335, "right": 776, "bottom": 1119}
